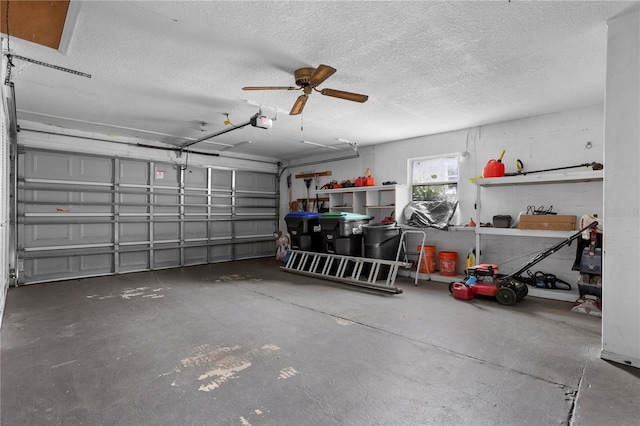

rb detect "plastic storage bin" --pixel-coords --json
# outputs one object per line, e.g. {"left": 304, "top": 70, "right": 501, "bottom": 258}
{"left": 363, "top": 223, "right": 401, "bottom": 260}
{"left": 285, "top": 212, "right": 322, "bottom": 252}
{"left": 363, "top": 223, "right": 402, "bottom": 276}
{"left": 319, "top": 212, "right": 372, "bottom": 256}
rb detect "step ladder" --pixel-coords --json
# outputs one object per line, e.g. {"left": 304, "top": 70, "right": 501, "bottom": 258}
{"left": 395, "top": 228, "right": 430, "bottom": 285}
{"left": 281, "top": 250, "right": 410, "bottom": 294}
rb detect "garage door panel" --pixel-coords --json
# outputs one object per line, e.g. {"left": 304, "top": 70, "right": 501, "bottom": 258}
{"left": 209, "top": 245, "right": 232, "bottom": 262}
{"left": 153, "top": 165, "right": 178, "bottom": 186}
{"left": 25, "top": 224, "right": 71, "bottom": 246}
{"left": 235, "top": 219, "right": 276, "bottom": 236}
{"left": 79, "top": 254, "right": 113, "bottom": 274}
{"left": 79, "top": 223, "right": 112, "bottom": 242}
{"left": 154, "top": 193, "right": 180, "bottom": 214}
{"left": 25, "top": 223, "right": 113, "bottom": 247}
{"left": 25, "top": 151, "right": 113, "bottom": 182}
{"left": 235, "top": 241, "right": 274, "bottom": 259}
{"left": 119, "top": 250, "right": 149, "bottom": 272}
{"left": 79, "top": 157, "right": 113, "bottom": 181}
{"left": 211, "top": 170, "right": 232, "bottom": 189}
{"left": 210, "top": 220, "right": 232, "bottom": 238}
{"left": 185, "top": 247, "right": 207, "bottom": 265}
{"left": 19, "top": 149, "right": 277, "bottom": 284}
{"left": 211, "top": 196, "right": 232, "bottom": 213}
{"left": 120, "top": 191, "right": 148, "bottom": 213}
{"left": 154, "top": 248, "right": 180, "bottom": 268}
{"left": 235, "top": 171, "right": 275, "bottom": 192}
{"left": 23, "top": 188, "right": 70, "bottom": 203}
{"left": 185, "top": 194, "right": 207, "bottom": 214}
{"left": 120, "top": 160, "right": 149, "bottom": 185}
{"left": 120, "top": 222, "right": 149, "bottom": 242}
{"left": 185, "top": 221, "right": 207, "bottom": 239}
{"left": 24, "top": 254, "right": 113, "bottom": 281}
{"left": 23, "top": 257, "right": 73, "bottom": 281}
{"left": 154, "top": 221, "right": 180, "bottom": 241}
{"left": 185, "top": 167, "right": 208, "bottom": 188}
{"left": 24, "top": 151, "right": 72, "bottom": 179}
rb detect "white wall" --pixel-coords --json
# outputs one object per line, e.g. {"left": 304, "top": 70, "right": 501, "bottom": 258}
{"left": 602, "top": 9, "right": 640, "bottom": 368}
{"left": 282, "top": 105, "right": 605, "bottom": 283}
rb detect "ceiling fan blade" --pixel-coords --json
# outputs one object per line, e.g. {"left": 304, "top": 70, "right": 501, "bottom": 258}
{"left": 309, "top": 64, "right": 336, "bottom": 86}
{"left": 290, "top": 94, "right": 308, "bottom": 115}
{"left": 320, "top": 88, "right": 369, "bottom": 103}
{"left": 242, "top": 86, "right": 298, "bottom": 90}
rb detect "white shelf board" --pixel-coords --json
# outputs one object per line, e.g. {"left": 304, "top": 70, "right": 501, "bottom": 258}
{"left": 314, "top": 184, "right": 407, "bottom": 195}
{"left": 366, "top": 205, "right": 395, "bottom": 209}
{"left": 475, "top": 170, "right": 603, "bottom": 187}
{"left": 400, "top": 225, "right": 476, "bottom": 232}
{"left": 475, "top": 228, "right": 576, "bottom": 238}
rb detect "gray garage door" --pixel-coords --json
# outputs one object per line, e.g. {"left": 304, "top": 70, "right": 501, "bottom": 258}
{"left": 17, "top": 148, "right": 277, "bottom": 284}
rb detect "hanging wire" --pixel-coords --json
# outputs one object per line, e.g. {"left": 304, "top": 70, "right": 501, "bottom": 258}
{"left": 4, "top": 0, "right": 15, "bottom": 86}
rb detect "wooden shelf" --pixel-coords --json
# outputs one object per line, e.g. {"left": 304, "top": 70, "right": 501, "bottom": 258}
{"left": 313, "top": 184, "right": 405, "bottom": 194}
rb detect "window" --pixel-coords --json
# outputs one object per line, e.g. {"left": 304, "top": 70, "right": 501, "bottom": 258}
{"left": 409, "top": 154, "right": 459, "bottom": 202}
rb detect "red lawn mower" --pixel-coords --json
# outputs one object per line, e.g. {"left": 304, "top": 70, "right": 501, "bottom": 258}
{"left": 449, "top": 221, "right": 598, "bottom": 305}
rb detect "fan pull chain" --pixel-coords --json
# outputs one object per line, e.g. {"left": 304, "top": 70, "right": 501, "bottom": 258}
{"left": 300, "top": 113, "right": 304, "bottom": 131}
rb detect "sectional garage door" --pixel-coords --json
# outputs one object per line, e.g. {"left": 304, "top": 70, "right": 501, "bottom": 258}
{"left": 17, "top": 148, "right": 277, "bottom": 284}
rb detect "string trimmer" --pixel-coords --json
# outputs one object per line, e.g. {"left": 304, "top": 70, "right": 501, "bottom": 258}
{"left": 506, "top": 161, "right": 603, "bottom": 176}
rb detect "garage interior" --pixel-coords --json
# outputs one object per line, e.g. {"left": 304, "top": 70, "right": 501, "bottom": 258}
{"left": 1, "top": 1, "right": 639, "bottom": 425}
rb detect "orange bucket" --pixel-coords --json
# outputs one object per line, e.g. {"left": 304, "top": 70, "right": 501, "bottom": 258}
{"left": 438, "top": 251, "right": 458, "bottom": 276}
{"left": 418, "top": 245, "right": 437, "bottom": 273}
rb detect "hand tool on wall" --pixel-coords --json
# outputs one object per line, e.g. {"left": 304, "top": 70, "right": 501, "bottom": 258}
{"left": 304, "top": 178, "right": 312, "bottom": 211}
{"left": 287, "top": 173, "right": 292, "bottom": 211}
{"left": 314, "top": 174, "right": 320, "bottom": 212}
{"left": 505, "top": 161, "right": 603, "bottom": 176}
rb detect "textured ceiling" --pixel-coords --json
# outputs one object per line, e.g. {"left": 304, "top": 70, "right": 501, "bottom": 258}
{"left": 4, "top": 1, "right": 638, "bottom": 161}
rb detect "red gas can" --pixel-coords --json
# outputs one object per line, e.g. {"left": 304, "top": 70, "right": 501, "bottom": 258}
{"left": 483, "top": 159, "right": 505, "bottom": 178}
{"left": 482, "top": 150, "right": 506, "bottom": 178}
{"left": 452, "top": 283, "right": 474, "bottom": 300}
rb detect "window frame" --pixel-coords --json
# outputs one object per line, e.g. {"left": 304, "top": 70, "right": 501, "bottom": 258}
{"left": 408, "top": 153, "right": 461, "bottom": 202}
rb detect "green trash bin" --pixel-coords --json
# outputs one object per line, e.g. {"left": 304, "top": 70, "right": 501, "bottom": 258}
{"left": 319, "top": 212, "right": 372, "bottom": 256}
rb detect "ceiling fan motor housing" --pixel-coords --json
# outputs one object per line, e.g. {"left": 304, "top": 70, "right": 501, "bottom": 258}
{"left": 294, "top": 68, "right": 317, "bottom": 87}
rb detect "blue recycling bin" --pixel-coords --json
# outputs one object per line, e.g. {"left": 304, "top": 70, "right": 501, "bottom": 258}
{"left": 285, "top": 212, "right": 323, "bottom": 252}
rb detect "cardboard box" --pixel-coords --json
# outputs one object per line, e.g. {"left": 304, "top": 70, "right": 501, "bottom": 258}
{"left": 518, "top": 214, "right": 576, "bottom": 231}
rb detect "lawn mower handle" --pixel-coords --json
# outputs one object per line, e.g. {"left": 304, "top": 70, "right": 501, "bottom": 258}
{"left": 506, "top": 221, "right": 599, "bottom": 279}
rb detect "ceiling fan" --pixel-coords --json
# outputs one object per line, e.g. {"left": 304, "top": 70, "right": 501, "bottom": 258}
{"left": 242, "top": 64, "right": 368, "bottom": 115}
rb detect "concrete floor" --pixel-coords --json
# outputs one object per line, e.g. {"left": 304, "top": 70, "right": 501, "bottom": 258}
{"left": 1, "top": 258, "right": 639, "bottom": 425}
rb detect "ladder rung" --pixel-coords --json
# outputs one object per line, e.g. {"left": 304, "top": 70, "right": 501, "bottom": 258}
{"left": 280, "top": 250, "right": 404, "bottom": 294}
